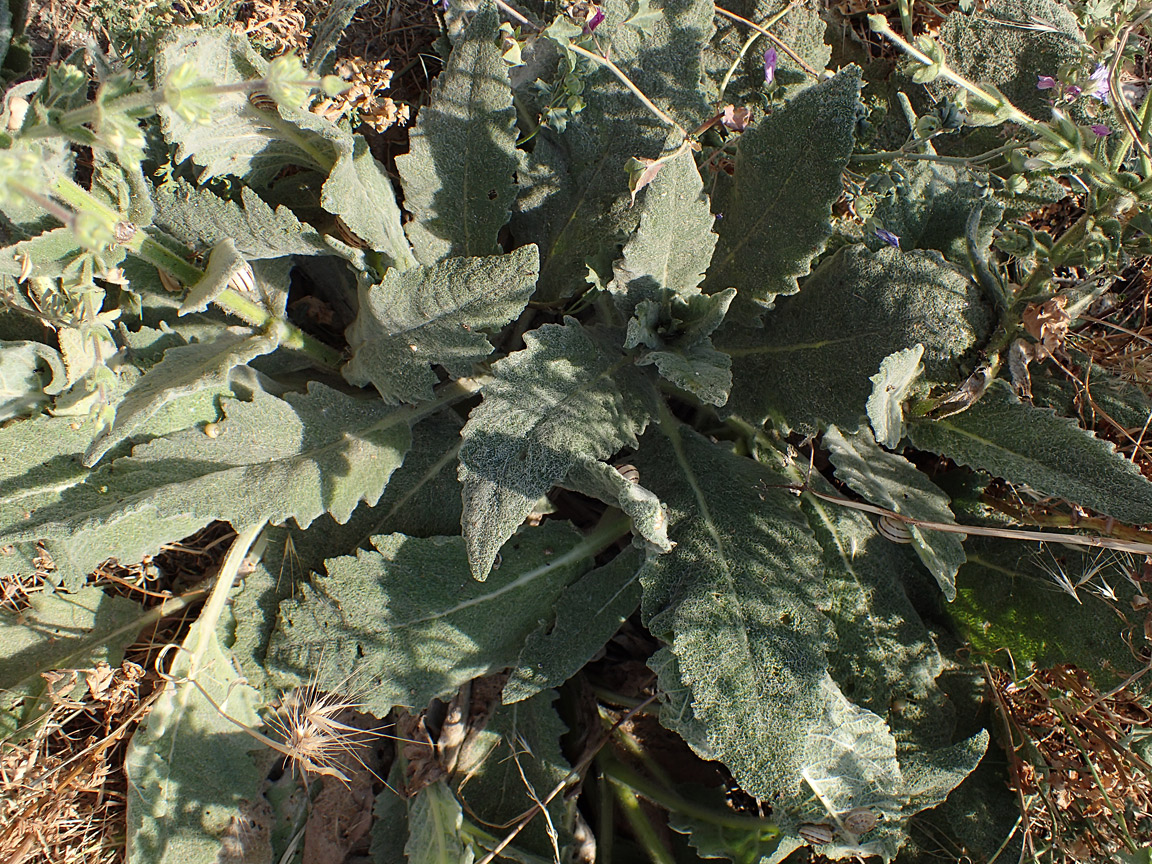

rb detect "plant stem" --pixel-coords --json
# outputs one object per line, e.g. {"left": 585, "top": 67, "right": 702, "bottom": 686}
{"left": 716, "top": 0, "right": 798, "bottom": 98}
{"left": 853, "top": 142, "right": 1019, "bottom": 165}
{"left": 714, "top": 6, "right": 821, "bottom": 79}
{"left": 566, "top": 43, "right": 682, "bottom": 133}
{"left": 607, "top": 769, "right": 677, "bottom": 864}
{"left": 599, "top": 751, "right": 780, "bottom": 832}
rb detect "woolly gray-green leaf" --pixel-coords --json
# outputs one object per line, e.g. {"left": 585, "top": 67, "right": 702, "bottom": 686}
{"left": 396, "top": 2, "right": 518, "bottom": 264}
{"left": 824, "top": 425, "right": 965, "bottom": 600}
{"left": 0, "top": 587, "right": 145, "bottom": 740}
{"left": 453, "top": 690, "right": 571, "bottom": 857}
{"left": 720, "top": 245, "right": 992, "bottom": 433}
{"left": 343, "top": 246, "right": 538, "bottom": 404}
{"left": 908, "top": 379, "right": 1152, "bottom": 525}
{"left": 154, "top": 28, "right": 414, "bottom": 270}
{"left": 704, "top": 0, "right": 830, "bottom": 102}
{"left": 266, "top": 521, "right": 589, "bottom": 713}
{"left": 511, "top": 0, "right": 713, "bottom": 302}
{"left": 0, "top": 339, "right": 65, "bottom": 420}
{"left": 704, "top": 67, "right": 861, "bottom": 308}
{"left": 0, "top": 0, "right": 10, "bottom": 70}
{"left": 867, "top": 344, "right": 924, "bottom": 449}
{"left": 458, "top": 318, "right": 654, "bottom": 579}
{"left": 151, "top": 180, "right": 329, "bottom": 259}
{"left": 868, "top": 164, "right": 1003, "bottom": 265}
{"left": 126, "top": 601, "right": 264, "bottom": 864}
{"left": 938, "top": 0, "right": 1084, "bottom": 121}
{"left": 634, "top": 426, "right": 831, "bottom": 798}
{"left": 0, "top": 384, "right": 410, "bottom": 580}
{"left": 639, "top": 342, "right": 732, "bottom": 406}
{"left": 764, "top": 676, "right": 903, "bottom": 864}
{"left": 609, "top": 145, "right": 717, "bottom": 313}
{"left": 505, "top": 546, "right": 643, "bottom": 703}
{"left": 801, "top": 473, "right": 951, "bottom": 753}
{"left": 559, "top": 457, "right": 672, "bottom": 552}
{"left": 84, "top": 329, "right": 279, "bottom": 467}
{"left": 0, "top": 228, "right": 92, "bottom": 280}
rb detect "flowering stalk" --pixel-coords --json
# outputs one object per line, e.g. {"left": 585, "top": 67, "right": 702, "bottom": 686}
{"left": 868, "top": 15, "right": 1127, "bottom": 191}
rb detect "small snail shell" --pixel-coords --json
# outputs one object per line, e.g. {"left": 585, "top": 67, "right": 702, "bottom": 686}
{"left": 877, "top": 514, "right": 914, "bottom": 543}
{"left": 798, "top": 823, "right": 834, "bottom": 845}
{"left": 614, "top": 463, "right": 640, "bottom": 484}
{"left": 248, "top": 90, "right": 278, "bottom": 112}
{"left": 841, "top": 807, "right": 878, "bottom": 835}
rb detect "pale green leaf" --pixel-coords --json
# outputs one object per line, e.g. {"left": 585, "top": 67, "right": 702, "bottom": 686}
{"left": 720, "top": 245, "right": 993, "bottom": 433}
{"left": 0, "top": 227, "right": 92, "bottom": 280}
{"left": 558, "top": 457, "right": 672, "bottom": 552}
{"left": 639, "top": 342, "right": 732, "bottom": 406}
{"left": 371, "top": 766, "right": 410, "bottom": 864}
{"left": 704, "top": 68, "right": 861, "bottom": 308}
{"left": 151, "top": 180, "right": 330, "bottom": 259}
{"left": 458, "top": 319, "right": 654, "bottom": 579}
{"left": 84, "top": 329, "right": 280, "bottom": 466}
{"left": 396, "top": 3, "right": 518, "bottom": 264}
{"left": 453, "top": 690, "right": 571, "bottom": 857}
{"left": 511, "top": 0, "right": 713, "bottom": 302}
{"left": 0, "top": 339, "right": 66, "bottom": 420}
{"left": 667, "top": 785, "right": 781, "bottom": 863}
{"left": 609, "top": 136, "right": 716, "bottom": 312}
{"left": 0, "top": 384, "right": 411, "bottom": 580}
{"left": 824, "top": 425, "right": 965, "bottom": 600}
{"left": 868, "top": 164, "right": 1003, "bottom": 265}
{"left": 635, "top": 426, "right": 831, "bottom": 797}
{"left": 505, "top": 546, "right": 643, "bottom": 703}
{"left": 266, "top": 522, "right": 589, "bottom": 712}
{"left": 368, "top": 414, "right": 465, "bottom": 538}
{"left": 867, "top": 344, "right": 924, "bottom": 449}
{"left": 126, "top": 596, "right": 265, "bottom": 864}
{"left": 343, "top": 246, "right": 538, "bottom": 404}
{"left": 406, "top": 782, "right": 474, "bottom": 864}
{"left": 908, "top": 380, "right": 1152, "bottom": 525}
{"left": 0, "top": 587, "right": 144, "bottom": 739}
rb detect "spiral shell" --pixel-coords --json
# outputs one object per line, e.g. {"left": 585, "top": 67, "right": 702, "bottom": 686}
{"left": 248, "top": 90, "right": 278, "bottom": 112}
{"left": 798, "top": 823, "right": 834, "bottom": 845}
{"left": 614, "top": 463, "right": 640, "bottom": 484}
{"left": 841, "top": 807, "right": 878, "bottom": 835}
{"left": 229, "top": 261, "right": 257, "bottom": 297}
{"left": 876, "top": 514, "right": 914, "bottom": 544}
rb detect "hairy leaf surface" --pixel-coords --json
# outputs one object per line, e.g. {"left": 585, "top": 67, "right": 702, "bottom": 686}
{"left": 405, "top": 782, "right": 472, "bottom": 864}
{"left": 511, "top": 0, "right": 713, "bottom": 302}
{"left": 396, "top": 3, "right": 518, "bottom": 264}
{"left": 635, "top": 426, "right": 831, "bottom": 798}
{"left": 705, "top": 68, "right": 860, "bottom": 308}
{"left": 151, "top": 181, "right": 330, "bottom": 259}
{"left": 126, "top": 582, "right": 264, "bottom": 864}
{"left": 609, "top": 146, "right": 717, "bottom": 312}
{"left": 458, "top": 318, "right": 654, "bottom": 579}
{"left": 0, "top": 384, "right": 410, "bottom": 578}
{"left": 505, "top": 546, "right": 643, "bottom": 703}
{"left": 344, "top": 246, "right": 538, "bottom": 404}
{"left": 558, "top": 457, "right": 672, "bottom": 552}
{"left": 721, "top": 245, "right": 992, "bottom": 432}
{"left": 267, "top": 521, "right": 590, "bottom": 713}
{"left": 867, "top": 345, "right": 924, "bottom": 448}
{"left": 84, "top": 329, "right": 279, "bottom": 466}
{"left": 824, "top": 425, "right": 965, "bottom": 599}
{"left": 0, "top": 587, "right": 144, "bottom": 739}
{"left": 908, "top": 380, "right": 1152, "bottom": 524}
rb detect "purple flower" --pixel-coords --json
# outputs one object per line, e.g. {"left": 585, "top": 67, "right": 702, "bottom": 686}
{"left": 1065, "top": 85, "right": 1082, "bottom": 99}
{"left": 584, "top": 6, "right": 605, "bottom": 33}
{"left": 1036, "top": 75, "right": 1057, "bottom": 90}
{"left": 763, "top": 47, "right": 778, "bottom": 85}
{"left": 1085, "top": 63, "right": 1109, "bottom": 103}
{"left": 875, "top": 228, "right": 900, "bottom": 249}
{"left": 1091, "top": 123, "right": 1111, "bottom": 137}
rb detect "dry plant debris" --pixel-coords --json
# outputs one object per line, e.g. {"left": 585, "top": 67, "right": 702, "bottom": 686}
{"left": 990, "top": 664, "right": 1152, "bottom": 861}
